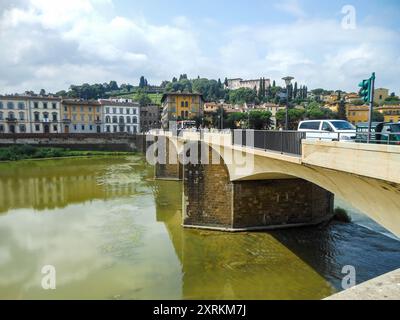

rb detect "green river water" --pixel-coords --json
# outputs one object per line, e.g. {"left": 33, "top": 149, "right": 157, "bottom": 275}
{"left": 0, "top": 156, "right": 399, "bottom": 299}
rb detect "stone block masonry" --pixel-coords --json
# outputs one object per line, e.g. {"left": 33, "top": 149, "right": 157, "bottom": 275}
{"left": 0, "top": 133, "right": 147, "bottom": 152}
{"left": 183, "top": 142, "right": 334, "bottom": 231}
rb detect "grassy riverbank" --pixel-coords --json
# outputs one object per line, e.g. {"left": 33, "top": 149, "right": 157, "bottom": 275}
{"left": 0, "top": 145, "right": 133, "bottom": 161}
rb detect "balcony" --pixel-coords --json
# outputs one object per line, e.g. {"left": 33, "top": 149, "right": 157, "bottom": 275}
{"left": 62, "top": 118, "right": 72, "bottom": 124}
{"left": 95, "top": 119, "right": 102, "bottom": 124}
{"left": 5, "top": 118, "right": 17, "bottom": 123}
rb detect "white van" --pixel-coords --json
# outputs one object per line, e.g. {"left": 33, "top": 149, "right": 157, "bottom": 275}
{"left": 298, "top": 120, "right": 356, "bottom": 141}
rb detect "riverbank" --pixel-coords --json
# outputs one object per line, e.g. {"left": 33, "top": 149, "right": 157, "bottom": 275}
{"left": 0, "top": 145, "right": 133, "bottom": 161}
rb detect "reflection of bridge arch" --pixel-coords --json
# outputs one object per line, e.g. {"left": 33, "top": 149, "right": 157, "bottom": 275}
{"left": 155, "top": 135, "right": 400, "bottom": 236}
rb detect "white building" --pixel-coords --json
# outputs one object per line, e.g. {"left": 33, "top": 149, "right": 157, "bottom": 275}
{"left": 0, "top": 95, "right": 31, "bottom": 133}
{"left": 99, "top": 99, "right": 140, "bottom": 134}
{"left": 29, "top": 97, "right": 62, "bottom": 133}
{"left": 226, "top": 78, "right": 271, "bottom": 92}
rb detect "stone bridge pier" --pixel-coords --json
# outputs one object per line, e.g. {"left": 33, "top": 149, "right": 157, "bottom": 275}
{"left": 182, "top": 141, "right": 334, "bottom": 231}
{"left": 154, "top": 136, "right": 183, "bottom": 181}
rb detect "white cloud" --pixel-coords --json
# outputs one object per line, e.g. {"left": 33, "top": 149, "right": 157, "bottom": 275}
{"left": 0, "top": 0, "right": 399, "bottom": 94}
{"left": 275, "top": 0, "right": 306, "bottom": 19}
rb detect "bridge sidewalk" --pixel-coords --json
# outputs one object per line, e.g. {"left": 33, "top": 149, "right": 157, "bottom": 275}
{"left": 325, "top": 268, "right": 400, "bottom": 300}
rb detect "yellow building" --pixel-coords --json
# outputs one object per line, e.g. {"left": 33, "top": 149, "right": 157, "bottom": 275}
{"left": 375, "top": 88, "right": 389, "bottom": 105}
{"left": 346, "top": 105, "right": 369, "bottom": 124}
{"left": 61, "top": 99, "right": 102, "bottom": 133}
{"left": 161, "top": 93, "right": 204, "bottom": 128}
{"left": 377, "top": 105, "right": 400, "bottom": 123}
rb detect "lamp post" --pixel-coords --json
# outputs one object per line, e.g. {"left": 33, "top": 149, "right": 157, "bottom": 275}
{"left": 282, "top": 76, "right": 294, "bottom": 130}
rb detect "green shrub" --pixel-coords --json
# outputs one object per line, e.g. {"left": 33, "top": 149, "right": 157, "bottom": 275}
{"left": 334, "top": 207, "right": 352, "bottom": 223}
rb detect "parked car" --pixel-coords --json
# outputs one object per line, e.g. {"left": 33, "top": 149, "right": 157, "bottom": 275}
{"left": 298, "top": 120, "right": 356, "bottom": 141}
{"left": 356, "top": 122, "right": 400, "bottom": 145}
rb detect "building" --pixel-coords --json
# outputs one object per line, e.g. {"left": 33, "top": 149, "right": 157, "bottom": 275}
{"left": 29, "top": 96, "right": 62, "bottom": 133}
{"left": 99, "top": 99, "right": 140, "bottom": 134}
{"left": 226, "top": 78, "right": 271, "bottom": 92}
{"left": 346, "top": 105, "right": 369, "bottom": 124}
{"left": 344, "top": 92, "right": 360, "bottom": 103}
{"left": 140, "top": 104, "right": 161, "bottom": 132}
{"left": 203, "top": 102, "right": 220, "bottom": 113}
{"left": 375, "top": 88, "right": 389, "bottom": 105}
{"left": 377, "top": 105, "right": 400, "bottom": 123}
{"left": 0, "top": 95, "right": 31, "bottom": 133}
{"left": 61, "top": 99, "right": 102, "bottom": 133}
{"left": 161, "top": 93, "right": 204, "bottom": 129}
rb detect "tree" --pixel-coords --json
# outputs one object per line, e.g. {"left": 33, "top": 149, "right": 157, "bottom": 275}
{"left": 372, "top": 111, "right": 384, "bottom": 122}
{"left": 248, "top": 110, "right": 273, "bottom": 130}
{"left": 108, "top": 81, "right": 119, "bottom": 91}
{"left": 293, "top": 82, "right": 298, "bottom": 99}
{"left": 276, "top": 108, "right": 305, "bottom": 130}
{"left": 226, "top": 112, "right": 244, "bottom": 129}
{"left": 172, "top": 77, "right": 178, "bottom": 83}
{"left": 224, "top": 77, "right": 228, "bottom": 87}
{"left": 136, "top": 91, "right": 152, "bottom": 107}
{"left": 337, "top": 99, "right": 347, "bottom": 120}
{"left": 40, "top": 89, "right": 46, "bottom": 96}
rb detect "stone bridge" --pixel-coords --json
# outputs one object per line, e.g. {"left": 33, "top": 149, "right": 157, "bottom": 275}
{"left": 149, "top": 131, "right": 400, "bottom": 237}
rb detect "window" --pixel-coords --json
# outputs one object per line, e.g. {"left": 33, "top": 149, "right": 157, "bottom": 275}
{"left": 74, "top": 125, "right": 77, "bottom": 130}
{"left": 80, "top": 106, "right": 84, "bottom": 112}
{"left": 0, "top": 102, "right": 3, "bottom": 109}
{"left": 19, "top": 124, "right": 26, "bottom": 133}
{"left": 299, "top": 121, "right": 321, "bottom": 130}
{"left": 113, "top": 125, "right": 117, "bottom": 133}
{"left": 81, "top": 115, "right": 85, "bottom": 121}
{"left": 119, "top": 125, "right": 125, "bottom": 132}
{"left": 133, "top": 108, "right": 137, "bottom": 115}
{"left": 181, "top": 101, "right": 184, "bottom": 107}
{"left": 43, "top": 112, "right": 49, "bottom": 120}
{"left": 106, "top": 125, "right": 110, "bottom": 132}
{"left": 72, "top": 106, "right": 76, "bottom": 112}
{"left": 132, "top": 116, "right": 137, "bottom": 124}
{"left": 35, "top": 124, "right": 40, "bottom": 131}
{"left": 52, "top": 103, "right": 57, "bottom": 109}
{"left": 18, "top": 102, "right": 25, "bottom": 109}
{"left": 43, "top": 102, "right": 48, "bottom": 109}
{"left": 53, "top": 125, "right": 57, "bottom": 132}
{"left": 120, "top": 108, "right": 123, "bottom": 114}
{"left": 106, "top": 107, "right": 110, "bottom": 114}
{"left": 185, "top": 111, "right": 188, "bottom": 118}
{"left": 19, "top": 112, "right": 24, "bottom": 120}
{"left": 113, "top": 108, "right": 117, "bottom": 114}
{"left": 64, "top": 106, "right": 67, "bottom": 112}
{"left": 181, "top": 111, "right": 185, "bottom": 118}
{"left": 185, "top": 101, "right": 189, "bottom": 107}
{"left": 127, "top": 126, "right": 131, "bottom": 132}
{"left": 89, "top": 115, "right": 93, "bottom": 122}
{"left": 52, "top": 113, "right": 57, "bottom": 121}
{"left": 88, "top": 107, "right": 92, "bottom": 112}
{"left": 112, "top": 116, "right": 117, "bottom": 123}
{"left": 34, "top": 112, "right": 40, "bottom": 121}
{"left": 7, "top": 102, "right": 14, "bottom": 109}
{"left": 133, "top": 126, "right": 137, "bottom": 133}
{"left": 126, "top": 109, "right": 130, "bottom": 115}
{"left": 72, "top": 114, "right": 77, "bottom": 121}
{"left": 106, "top": 116, "right": 111, "bottom": 123}
{"left": 34, "top": 102, "right": 39, "bottom": 109}
{"left": 96, "top": 107, "right": 100, "bottom": 113}
{"left": 0, "top": 125, "right": 4, "bottom": 132}
{"left": 89, "top": 125, "right": 93, "bottom": 131}
{"left": 127, "top": 117, "right": 131, "bottom": 123}
{"left": 0, "top": 112, "right": 3, "bottom": 120}
{"left": 81, "top": 125, "right": 85, "bottom": 130}
{"left": 8, "top": 111, "right": 15, "bottom": 120}
{"left": 119, "top": 116, "right": 124, "bottom": 123}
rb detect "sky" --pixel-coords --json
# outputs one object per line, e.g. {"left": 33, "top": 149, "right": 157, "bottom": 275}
{"left": 0, "top": 0, "right": 399, "bottom": 94}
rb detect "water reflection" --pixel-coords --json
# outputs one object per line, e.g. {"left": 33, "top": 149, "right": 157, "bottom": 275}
{"left": 0, "top": 157, "right": 399, "bottom": 300}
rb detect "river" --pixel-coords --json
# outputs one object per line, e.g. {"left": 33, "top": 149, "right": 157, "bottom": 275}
{"left": 0, "top": 156, "right": 399, "bottom": 299}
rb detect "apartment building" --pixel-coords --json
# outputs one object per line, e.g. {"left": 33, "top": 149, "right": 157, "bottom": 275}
{"left": 100, "top": 99, "right": 140, "bottom": 134}
{"left": 29, "top": 96, "right": 62, "bottom": 133}
{"left": 61, "top": 99, "right": 102, "bottom": 133}
{"left": 0, "top": 95, "right": 31, "bottom": 133}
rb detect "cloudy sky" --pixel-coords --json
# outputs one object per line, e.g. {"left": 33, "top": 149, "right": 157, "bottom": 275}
{"left": 0, "top": 0, "right": 399, "bottom": 94}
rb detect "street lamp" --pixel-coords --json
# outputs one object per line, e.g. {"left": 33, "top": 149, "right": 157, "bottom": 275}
{"left": 282, "top": 76, "right": 294, "bottom": 130}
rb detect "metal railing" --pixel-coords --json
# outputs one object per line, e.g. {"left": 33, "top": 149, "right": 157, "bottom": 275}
{"left": 355, "top": 132, "right": 400, "bottom": 145}
{"left": 232, "top": 130, "right": 306, "bottom": 156}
